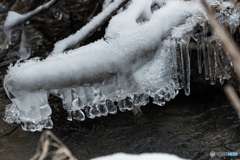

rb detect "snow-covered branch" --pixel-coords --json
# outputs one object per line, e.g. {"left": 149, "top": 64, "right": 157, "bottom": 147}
{"left": 3, "top": 0, "right": 240, "bottom": 132}
{"left": 3, "top": 0, "right": 60, "bottom": 43}
{"left": 52, "top": 0, "right": 130, "bottom": 54}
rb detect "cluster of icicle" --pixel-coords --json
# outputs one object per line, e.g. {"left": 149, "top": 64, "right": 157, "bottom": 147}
{"left": 2, "top": 0, "right": 240, "bottom": 131}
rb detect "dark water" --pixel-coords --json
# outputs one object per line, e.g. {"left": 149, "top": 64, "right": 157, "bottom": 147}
{"left": 1, "top": 1, "right": 240, "bottom": 160}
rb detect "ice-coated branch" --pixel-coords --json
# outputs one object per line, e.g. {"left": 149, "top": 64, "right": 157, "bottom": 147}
{"left": 3, "top": 0, "right": 207, "bottom": 132}
{"left": 3, "top": 0, "right": 60, "bottom": 43}
{"left": 52, "top": 0, "right": 130, "bottom": 54}
{"left": 3, "top": 0, "right": 240, "bottom": 132}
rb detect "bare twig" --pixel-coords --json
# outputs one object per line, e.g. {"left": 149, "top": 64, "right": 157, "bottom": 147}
{"left": 87, "top": 0, "right": 102, "bottom": 22}
{"left": 0, "top": 0, "right": 6, "bottom": 8}
{"left": 224, "top": 85, "right": 240, "bottom": 118}
{"left": 30, "top": 131, "right": 77, "bottom": 160}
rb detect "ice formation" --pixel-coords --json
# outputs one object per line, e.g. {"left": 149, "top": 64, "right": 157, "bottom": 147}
{"left": 2, "top": 0, "right": 240, "bottom": 131}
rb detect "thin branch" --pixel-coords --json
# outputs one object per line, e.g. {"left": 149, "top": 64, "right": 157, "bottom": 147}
{"left": 4, "top": 0, "right": 60, "bottom": 31}
{"left": 224, "top": 85, "right": 240, "bottom": 118}
{"left": 87, "top": 0, "right": 102, "bottom": 22}
{"left": 31, "top": 131, "right": 77, "bottom": 160}
{"left": 0, "top": 0, "right": 6, "bottom": 8}
{"left": 52, "top": 0, "right": 130, "bottom": 54}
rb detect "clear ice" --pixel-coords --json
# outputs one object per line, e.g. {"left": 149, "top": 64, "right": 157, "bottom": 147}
{"left": 2, "top": 0, "right": 240, "bottom": 131}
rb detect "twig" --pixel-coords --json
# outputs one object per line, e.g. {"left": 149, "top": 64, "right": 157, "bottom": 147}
{"left": 0, "top": 0, "right": 6, "bottom": 8}
{"left": 87, "top": 0, "right": 102, "bottom": 22}
{"left": 224, "top": 85, "right": 240, "bottom": 118}
{"left": 30, "top": 131, "right": 77, "bottom": 160}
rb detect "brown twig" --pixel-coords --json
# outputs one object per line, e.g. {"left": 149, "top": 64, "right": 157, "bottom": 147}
{"left": 0, "top": 0, "right": 6, "bottom": 8}
{"left": 30, "top": 130, "right": 77, "bottom": 160}
{"left": 87, "top": 0, "right": 102, "bottom": 22}
{"left": 224, "top": 85, "right": 240, "bottom": 118}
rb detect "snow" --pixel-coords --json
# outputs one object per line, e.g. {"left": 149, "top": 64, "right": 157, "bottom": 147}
{"left": 91, "top": 153, "right": 187, "bottom": 160}
{"left": 2, "top": 0, "right": 239, "bottom": 131}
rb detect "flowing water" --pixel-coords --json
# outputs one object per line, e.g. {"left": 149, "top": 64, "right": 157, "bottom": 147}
{"left": 1, "top": 1, "right": 240, "bottom": 160}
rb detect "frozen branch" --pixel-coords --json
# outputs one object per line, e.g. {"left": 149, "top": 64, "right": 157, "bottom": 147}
{"left": 52, "top": 0, "right": 130, "bottom": 54}
{"left": 4, "top": 0, "right": 60, "bottom": 43}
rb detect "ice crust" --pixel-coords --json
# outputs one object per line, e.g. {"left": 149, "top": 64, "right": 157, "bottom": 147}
{"left": 3, "top": 0, "right": 240, "bottom": 131}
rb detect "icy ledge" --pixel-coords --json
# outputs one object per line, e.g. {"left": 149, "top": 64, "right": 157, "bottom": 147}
{"left": 3, "top": 0, "right": 238, "bottom": 131}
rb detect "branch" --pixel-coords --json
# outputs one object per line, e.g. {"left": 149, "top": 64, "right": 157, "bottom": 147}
{"left": 0, "top": 0, "right": 6, "bottom": 8}
{"left": 52, "top": 0, "right": 130, "bottom": 54}
{"left": 224, "top": 85, "right": 240, "bottom": 118}
{"left": 4, "top": 0, "right": 60, "bottom": 35}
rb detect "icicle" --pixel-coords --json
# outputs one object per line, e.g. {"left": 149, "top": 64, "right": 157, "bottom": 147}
{"left": 153, "top": 93, "right": 165, "bottom": 106}
{"left": 19, "top": 26, "right": 30, "bottom": 60}
{"left": 207, "top": 44, "right": 213, "bottom": 84}
{"left": 97, "top": 100, "right": 108, "bottom": 116}
{"left": 215, "top": 42, "right": 224, "bottom": 85}
{"left": 123, "top": 97, "right": 133, "bottom": 111}
{"left": 200, "top": 21, "right": 208, "bottom": 41}
{"left": 208, "top": 43, "right": 216, "bottom": 85}
{"left": 202, "top": 41, "right": 209, "bottom": 80}
{"left": 106, "top": 100, "right": 117, "bottom": 114}
{"left": 139, "top": 93, "right": 149, "bottom": 106}
{"left": 72, "top": 109, "right": 85, "bottom": 121}
{"left": 171, "top": 39, "right": 177, "bottom": 75}
{"left": 197, "top": 42, "right": 202, "bottom": 74}
{"left": 178, "top": 35, "right": 190, "bottom": 96}
{"left": 133, "top": 94, "right": 141, "bottom": 108}
{"left": 191, "top": 26, "right": 202, "bottom": 74}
